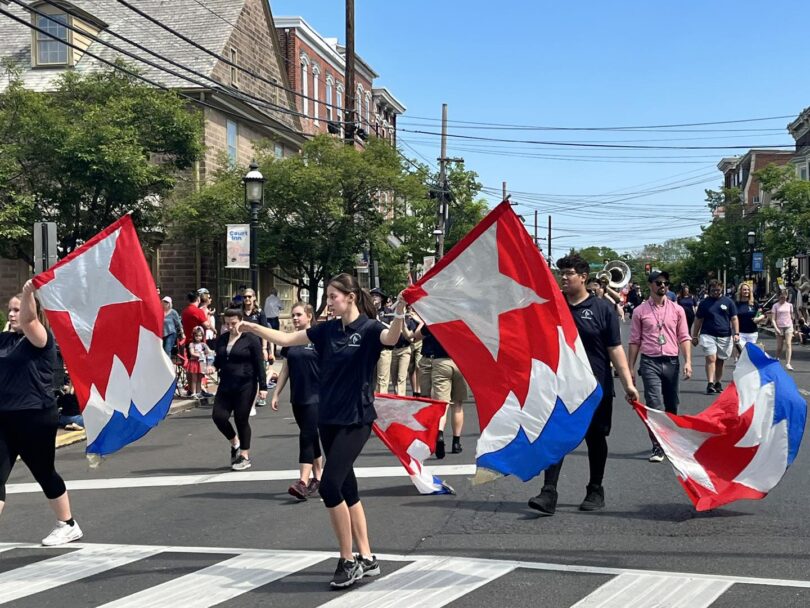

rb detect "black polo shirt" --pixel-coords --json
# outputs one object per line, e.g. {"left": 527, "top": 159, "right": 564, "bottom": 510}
{"left": 306, "top": 314, "right": 384, "bottom": 426}
{"left": 394, "top": 317, "right": 417, "bottom": 349}
{"left": 696, "top": 296, "right": 737, "bottom": 337}
{"left": 568, "top": 294, "right": 621, "bottom": 394}
{"left": 0, "top": 330, "right": 57, "bottom": 411}
{"left": 280, "top": 343, "right": 319, "bottom": 406}
{"left": 420, "top": 324, "right": 449, "bottom": 359}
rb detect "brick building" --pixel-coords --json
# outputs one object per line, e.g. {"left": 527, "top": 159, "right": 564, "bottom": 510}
{"left": 715, "top": 149, "right": 795, "bottom": 218}
{"left": 0, "top": 0, "right": 305, "bottom": 308}
{"left": 787, "top": 108, "right": 810, "bottom": 278}
{"left": 275, "top": 16, "right": 405, "bottom": 146}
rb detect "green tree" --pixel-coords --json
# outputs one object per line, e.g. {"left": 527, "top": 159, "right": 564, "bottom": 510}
{"left": 0, "top": 64, "right": 203, "bottom": 263}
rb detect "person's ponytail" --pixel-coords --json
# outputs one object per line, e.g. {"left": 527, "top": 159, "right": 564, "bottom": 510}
{"left": 356, "top": 289, "right": 378, "bottom": 319}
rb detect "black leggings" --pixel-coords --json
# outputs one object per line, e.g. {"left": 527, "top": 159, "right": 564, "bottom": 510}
{"left": 212, "top": 384, "right": 256, "bottom": 450}
{"left": 292, "top": 403, "right": 322, "bottom": 464}
{"left": 543, "top": 425, "right": 609, "bottom": 488}
{"left": 318, "top": 423, "right": 371, "bottom": 509}
{"left": 0, "top": 408, "right": 67, "bottom": 501}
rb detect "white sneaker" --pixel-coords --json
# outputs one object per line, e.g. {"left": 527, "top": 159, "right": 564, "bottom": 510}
{"left": 786, "top": 364, "right": 795, "bottom": 371}
{"left": 231, "top": 455, "right": 252, "bottom": 471}
{"left": 42, "top": 521, "right": 83, "bottom": 546}
{"left": 249, "top": 405, "right": 257, "bottom": 417}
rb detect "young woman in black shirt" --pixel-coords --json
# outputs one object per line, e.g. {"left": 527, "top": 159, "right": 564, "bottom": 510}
{"left": 212, "top": 309, "right": 267, "bottom": 471}
{"left": 240, "top": 273, "right": 406, "bottom": 589}
{"left": 0, "top": 281, "right": 82, "bottom": 546}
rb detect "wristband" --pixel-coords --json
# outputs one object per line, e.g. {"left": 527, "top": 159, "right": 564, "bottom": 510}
{"left": 394, "top": 312, "right": 406, "bottom": 319}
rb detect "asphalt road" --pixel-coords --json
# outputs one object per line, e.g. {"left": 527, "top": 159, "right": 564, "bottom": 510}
{"left": 2, "top": 325, "right": 810, "bottom": 607}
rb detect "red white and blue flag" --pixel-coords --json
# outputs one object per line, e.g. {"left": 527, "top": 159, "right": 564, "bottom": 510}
{"left": 33, "top": 215, "right": 175, "bottom": 456}
{"left": 373, "top": 394, "right": 454, "bottom": 494}
{"left": 403, "top": 202, "right": 602, "bottom": 482}
{"left": 634, "top": 343, "right": 806, "bottom": 511}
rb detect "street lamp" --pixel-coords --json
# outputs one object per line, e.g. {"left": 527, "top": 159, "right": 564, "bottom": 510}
{"left": 243, "top": 160, "right": 265, "bottom": 292}
{"left": 747, "top": 231, "right": 756, "bottom": 281}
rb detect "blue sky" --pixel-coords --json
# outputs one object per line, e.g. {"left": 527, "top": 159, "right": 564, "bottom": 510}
{"left": 271, "top": 1, "right": 810, "bottom": 254}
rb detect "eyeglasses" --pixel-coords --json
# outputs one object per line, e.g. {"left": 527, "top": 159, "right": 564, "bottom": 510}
{"left": 655, "top": 281, "right": 669, "bottom": 286}
{"left": 560, "top": 270, "right": 580, "bottom": 277}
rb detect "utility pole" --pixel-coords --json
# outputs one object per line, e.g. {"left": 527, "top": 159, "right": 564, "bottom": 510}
{"left": 547, "top": 215, "right": 552, "bottom": 266}
{"left": 343, "top": 0, "right": 355, "bottom": 146}
{"left": 502, "top": 181, "right": 507, "bottom": 201}
{"left": 534, "top": 209, "right": 539, "bottom": 252}
{"left": 435, "top": 103, "right": 449, "bottom": 259}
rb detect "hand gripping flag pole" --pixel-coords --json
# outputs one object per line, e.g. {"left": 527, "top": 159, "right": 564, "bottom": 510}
{"left": 633, "top": 342, "right": 806, "bottom": 511}
{"left": 403, "top": 201, "right": 603, "bottom": 484}
{"left": 33, "top": 215, "right": 176, "bottom": 461}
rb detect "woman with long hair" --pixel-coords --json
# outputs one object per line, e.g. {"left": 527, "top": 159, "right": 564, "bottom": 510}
{"left": 771, "top": 288, "right": 797, "bottom": 370}
{"left": 271, "top": 302, "right": 323, "bottom": 500}
{"left": 734, "top": 283, "right": 764, "bottom": 358}
{"left": 0, "top": 281, "right": 82, "bottom": 546}
{"left": 239, "top": 273, "right": 405, "bottom": 589}
{"left": 212, "top": 308, "right": 267, "bottom": 471}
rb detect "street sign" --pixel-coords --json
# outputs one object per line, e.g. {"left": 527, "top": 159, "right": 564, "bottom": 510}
{"left": 33, "top": 222, "right": 57, "bottom": 274}
{"left": 752, "top": 252, "right": 764, "bottom": 273}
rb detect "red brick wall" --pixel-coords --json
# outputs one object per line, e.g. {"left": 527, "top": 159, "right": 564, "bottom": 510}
{"left": 0, "top": 258, "right": 29, "bottom": 310}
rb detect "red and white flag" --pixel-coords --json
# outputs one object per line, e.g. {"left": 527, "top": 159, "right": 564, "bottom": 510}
{"left": 373, "top": 394, "right": 454, "bottom": 494}
{"left": 633, "top": 343, "right": 806, "bottom": 511}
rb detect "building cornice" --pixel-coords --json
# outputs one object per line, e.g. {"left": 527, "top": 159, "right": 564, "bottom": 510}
{"left": 372, "top": 87, "right": 406, "bottom": 114}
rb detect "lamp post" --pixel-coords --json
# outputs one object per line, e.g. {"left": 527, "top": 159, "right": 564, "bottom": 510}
{"left": 243, "top": 160, "right": 265, "bottom": 292}
{"left": 723, "top": 240, "right": 730, "bottom": 291}
{"left": 747, "top": 231, "right": 756, "bottom": 281}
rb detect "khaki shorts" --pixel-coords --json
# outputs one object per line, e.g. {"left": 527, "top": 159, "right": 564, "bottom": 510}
{"left": 430, "top": 357, "right": 468, "bottom": 405}
{"left": 699, "top": 334, "right": 733, "bottom": 360}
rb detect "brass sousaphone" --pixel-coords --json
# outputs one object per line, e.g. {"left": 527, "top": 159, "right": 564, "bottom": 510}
{"left": 596, "top": 260, "right": 631, "bottom": 290}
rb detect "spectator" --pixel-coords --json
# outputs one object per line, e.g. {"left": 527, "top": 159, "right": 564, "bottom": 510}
{"left": 185, "top": 327, "right": 213, "bottom": 398}
{"left": 263, "top": 288, "right": 283, "bottom": 331}
{"left": 771, "top": 289, "right": 797, "bottom": 371}
{"left": 181, "top": 291, "right": 210, "bottom": 343}
{"left": 161, "top": 296, "right": 183, "bottom": 357}
{"left": 57, "top": 380, "right": 83, "bottom": 431}
{"left": 676, "top": 285, "right": 697, "bottom": 333}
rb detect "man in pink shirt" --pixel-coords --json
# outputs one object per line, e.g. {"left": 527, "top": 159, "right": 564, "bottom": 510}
{"left": 628, "top": 271, "right": 692, "bottom": 463}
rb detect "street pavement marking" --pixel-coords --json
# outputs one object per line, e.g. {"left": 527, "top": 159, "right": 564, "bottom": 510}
{"left": 5, "top": 465, "right": 477, "bottom": 495}
{"left": 320, "top": 556, "right": 515, "bottom": 607}
{"left": 0, "top": 544, "right": 161, "bottom": 604}
{"left": 96, "top": 551, "right": 330, "bottom": 608}
{"left": 571, "top": 573, "right": 732, "bottom": 608}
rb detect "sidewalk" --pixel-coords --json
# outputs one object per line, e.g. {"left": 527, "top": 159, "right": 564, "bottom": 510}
{"left": 55, "top": 358, "right": 284, "bottom": 449}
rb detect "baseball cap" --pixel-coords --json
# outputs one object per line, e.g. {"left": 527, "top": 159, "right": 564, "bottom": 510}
{"left": 648, "top": 270, "right": 670, "bottom": 284}
{"left": 370, "top": 287, "right": 387, "bottom": 299}
{"left": 161, "top": 296, "right": 172, "bottom": 304}
{"left": 197, "top": 287, "right": 210, "bottom": 295}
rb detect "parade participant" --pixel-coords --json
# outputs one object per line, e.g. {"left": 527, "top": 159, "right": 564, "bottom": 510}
{"left": 241, "top": 288, "right": 270, "bottom": 410}
{"left": 626, "top": 282, "right": 643, "bottom": 318}
{"left": 161, "top": 296, "right": 183, "bottom": 356}
{"left": 691, "top": 279, "right": 739, "bottom": 394}
{"left": 627, "top": 270, "right": 692, "bottom": 463}
{"left": 239, "top": 273, "right": 406, "bottom": 589}
{"left": 412, "top": 322, "right": 468, "bottom": 458}
{"left": 212, "top": 309, "right": 267, "bottom": 471}
{"left": 676, "top": 285, "right": 697, "bottom": 333}
{"left": 0, "top": 281, "right": 82, "bottom": 546}
{"left": 371, "top": 287, "right": 394, "bottom": 393}
{"left": 528, "top": 255, "right": 638, "bottom": 515}
{"left": 771, "top": 289, "right": 797, "bottom": 371}
{"left": 389, "top": 309, "right": 416, "bottom": 396}
{"left": 587, "top": 277, "right": 623, "bottom": 321}
{"left": 271, "top": 302, "right": 323, "bottom": 500}
{"left": 734, "top": 283, "right": 764, "bottom": 357}
{"left": 185, "top": 326, "right": 213, "bottom": 398}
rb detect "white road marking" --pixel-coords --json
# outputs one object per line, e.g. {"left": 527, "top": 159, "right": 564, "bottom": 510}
{"left": 571, "top": 572, "right": 732, "bottom": 608}
{"left": 5, "top": 465, "right": 476, "bottom": 495}
{"left": 0, "top": 544, "right": 160, "bottom": 604}
{"left": 320, "top": 556, "right": 515, "bottom": 607}
{"left": 97, "top": 551, "right": 329, "bottom": 608}
{"left": 799, "top": 388, "right": 809, "bottom": 397}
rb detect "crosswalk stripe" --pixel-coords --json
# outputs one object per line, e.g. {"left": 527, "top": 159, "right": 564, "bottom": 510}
{"left": 95, "top": 551, "right": 330, "bottom": 608}
{"left": 320, "top": 556, "right": 516, "bottom": 607}
{"left": 571, "top": 573, "right": 733, "bottom": 608}
{"left": 0, "top": 545, "right": 161, "bottom": 604}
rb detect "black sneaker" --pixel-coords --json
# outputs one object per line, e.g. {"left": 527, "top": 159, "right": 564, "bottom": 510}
{"left": 648, "top": 446, "right": 665, "bottom": 463}
{"left": 713, "top": 381, "right": 722, "bottom": 393}
{"left": 451, "top": 439, "right": 462, "bottom": 454}
{"left": 230, "top": 445, "right": 241, "bottom": 465}
{"left": 528, "top": 485, "right": 558, "bottom": 516}
{"left": 435, "top": 439, "right": 445, "bottom": 460}
{"left": 231, "top": 454, "right": 251, "bottom": 471}
{"left": 706, "top": 382, "right": 717, "bottom": 395}
{"left": 579, "top": 484, "right": 605, "bottom": 511}
{"left": 330, "top": 558, "right": 362, "bottom": 589}
{"left": 355, "top": 554, "right": 381, "bottom": 577}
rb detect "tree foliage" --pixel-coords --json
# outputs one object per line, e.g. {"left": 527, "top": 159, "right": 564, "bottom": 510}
{"left": 0, "top": 64, "right": 203, "bottom": 263}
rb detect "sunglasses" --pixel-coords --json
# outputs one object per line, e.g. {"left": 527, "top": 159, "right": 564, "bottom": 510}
{"left": 655, "top": 281, "right": 670, "bottom": 286}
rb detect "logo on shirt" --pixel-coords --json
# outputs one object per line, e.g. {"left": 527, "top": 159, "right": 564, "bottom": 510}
{"left": 305, "top": 343, "right": 315, "bottom": 351}
{"left": 348, "top": 333, "right": 362, "bottom": 347}
{"left": 580, "top": 309, "right": 594, "bottom": 321}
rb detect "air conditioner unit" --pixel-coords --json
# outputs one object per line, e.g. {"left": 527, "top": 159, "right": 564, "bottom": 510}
{"left": 752, "top": 195, "right": 761, "bottom": 205}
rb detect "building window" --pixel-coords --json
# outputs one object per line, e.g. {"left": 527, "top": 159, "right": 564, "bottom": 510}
{"left": 365, "top": 93, "right": 371, "bottom": 127}
{"left": 356, "top": 86, "right": 363, "bottom": 123}
{"left": 336, "top": 86, "right": 343, "bottom": 136}
{"left": 312, "top": 65, "right": 320, "bottom": 123}
{"left": 801, "top": 164, "right": 809, "bottom": 181}
{"left": 229, "top": 48, "right": 238, "bottom": 87}
{"left": 300, "top": 56, "right": 309, "bottom": 117}
{"left": 226, "top": 120, "right": 238, "bottom": 166}
{"left": 325, "top": 77, "right": 334, "bottom": 122}
{"left": 36, "top": 13, "right": 69, "bottom": 65}
{"left": 274, "top": 143, "right": 284, "bottom": 159}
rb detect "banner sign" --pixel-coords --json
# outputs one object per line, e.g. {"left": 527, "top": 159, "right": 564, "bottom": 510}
{"left": 226, "top": 224, "right": 250, "bottom": 269}
{"left": 752, "top": 252, "right": 764, "bottom": 273}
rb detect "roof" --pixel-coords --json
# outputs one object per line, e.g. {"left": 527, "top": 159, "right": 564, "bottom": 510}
{"left": 0, "top": 0, "right": 243, "bottom": 92}
{"left": 372, "top": 86, "right": 406, "bottom": 114}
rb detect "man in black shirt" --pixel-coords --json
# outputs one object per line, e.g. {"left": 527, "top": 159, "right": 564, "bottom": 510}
{"left": 528, "top": 255, "right": 638, "bottom": 516}
{"left": 371, "top": 288, "right": 394, "bottom": 393}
